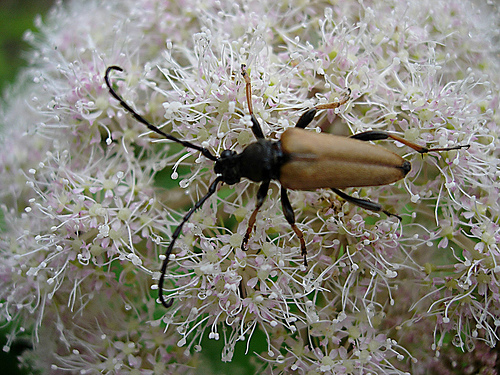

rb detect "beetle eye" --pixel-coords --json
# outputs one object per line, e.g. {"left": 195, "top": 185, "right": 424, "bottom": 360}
{"left": 220, "top": 149, "right": 236, "bottom": 159}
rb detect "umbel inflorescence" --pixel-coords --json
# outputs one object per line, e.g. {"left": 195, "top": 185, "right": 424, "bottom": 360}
{"left": 0, "top": 0, "right": 499, "bottom": 374}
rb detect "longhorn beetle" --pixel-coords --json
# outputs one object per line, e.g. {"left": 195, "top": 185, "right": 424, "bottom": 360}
{"left": 104, "top": 65, "right": 469, "bottom": 308}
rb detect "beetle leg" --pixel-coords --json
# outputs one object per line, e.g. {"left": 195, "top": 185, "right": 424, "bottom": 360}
{"left": 295, "top": 108, "right": 317, "bottom": 129}
{"left": 241, "top": 180, "right": 270, "bottom": 250}
{"left": 249, "top": 114, "right": 265, "bottom": 139}
{"left": 281, "top": 187, "right": 307, "bottom": 266}
{"left": 296, "top": 88, "right": 351, "bottom": 129}
{"left": 314, "top": 88, "right": 351, "bottom": 111}
{"left": 350, "top": 130, "right": 470, "bottom": 154}
{"left": 239, "top": 277, "right": 246, "bottom": 300}
{"left": 158, "top": 176, "right": 223, "bottom": 308}
{"left": 241, "top": 64, "right": 265, "bottom": 139}
{"left": 331, "top": 188, "right": 401, "bottom": 221}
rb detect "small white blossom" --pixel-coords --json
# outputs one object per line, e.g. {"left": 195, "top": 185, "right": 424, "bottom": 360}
{"left": 1, "top": 0, "right": 499, "bottom": 373}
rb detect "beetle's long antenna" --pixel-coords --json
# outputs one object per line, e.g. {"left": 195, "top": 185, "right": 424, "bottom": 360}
{"left": 158, "top": 176, "right": 223, "bottom": 308}
{"left": 105, "top": 66, "right": 217, "bottom": 161}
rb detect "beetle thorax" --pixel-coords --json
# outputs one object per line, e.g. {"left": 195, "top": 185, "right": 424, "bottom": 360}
{"left": 239, "top": 139, "right": 284, "bottom": 182}
{"left": 213, "top": 139, "right": 284, "bottom": 185}
{"left": 214, "top": 149, "right": 242, "bottom": 185}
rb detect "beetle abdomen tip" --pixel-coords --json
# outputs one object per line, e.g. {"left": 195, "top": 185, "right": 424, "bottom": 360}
{"left": 401, "top": 161, "right": 411, "bottom": 175}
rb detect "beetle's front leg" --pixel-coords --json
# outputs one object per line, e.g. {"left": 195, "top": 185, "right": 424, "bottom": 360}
{"left": 241, "top": 64, "right": 265, "bottom": 139}
{"left": 241, "top": 180, "right": 270, "bottom": 250}
{"left": 281, "top": 187, "right": 307, "bottom": 266}
{"left": 295, "top": 88, "right": 351, "bottom": 129}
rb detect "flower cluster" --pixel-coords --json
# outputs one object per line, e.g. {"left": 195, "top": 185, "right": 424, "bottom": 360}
{"left": 0, "top": 0, "right": 499, "bottom": 373}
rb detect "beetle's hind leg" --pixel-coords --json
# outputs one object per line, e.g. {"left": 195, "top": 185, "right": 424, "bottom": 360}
{"left": 241, "top": 180, "right": 270, "bottom": 250}
{"left": 241, "top": 64, "right": 265, "bottom": 139}
{"left": 350, "top": 130, "right": 470, "bottom": 153}
{"left": 281, "top": 187, "right": 307, "bottom": 266}
{"left": 343, "top": 130, "right": 469, "bottom": 219}
{"left": 331, "top": 188, "right": 401, "bottom": 221}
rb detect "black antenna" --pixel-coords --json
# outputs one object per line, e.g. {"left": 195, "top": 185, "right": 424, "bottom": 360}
{"left": 104, "top": 66, "right": 217, "bottom": 161}
{"left": 158, "top": 176, "right": 223, "bottom": 307}
{"left": 105, "top": 65, "right": 222, "bottom": 307}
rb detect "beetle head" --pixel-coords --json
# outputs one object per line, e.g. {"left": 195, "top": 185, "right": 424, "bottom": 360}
{"left": 214, "top": 149, "right": 242, "bottom": 185}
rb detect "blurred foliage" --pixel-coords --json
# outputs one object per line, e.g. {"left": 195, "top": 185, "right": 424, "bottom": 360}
{"left": 0, "top": 0, "right": 56, "bottom": 92}
{"left": 0, "top": 1, "right": 56, "bottom": 373}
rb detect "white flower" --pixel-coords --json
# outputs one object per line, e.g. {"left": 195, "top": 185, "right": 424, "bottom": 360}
{"left": 0, "top": 0, "right": 499, "bottom": 373}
